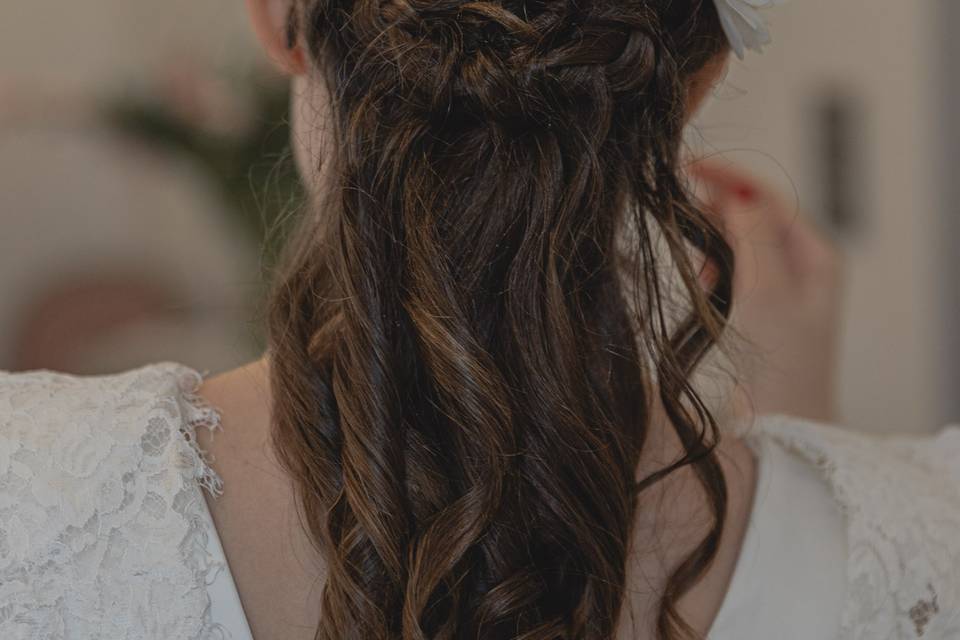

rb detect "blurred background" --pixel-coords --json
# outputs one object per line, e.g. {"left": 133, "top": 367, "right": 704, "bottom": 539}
{"left": 690, "top": 0, "right": 957, "bottom": 434}
{"left": 0, "top": 0, "right": 298, "bottom": 377}
{"left": 0, "top": 0, "right": 955, "bottom": 433}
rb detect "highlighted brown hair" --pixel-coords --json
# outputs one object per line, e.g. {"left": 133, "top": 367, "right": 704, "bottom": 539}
{"left": 266, "top": 1, "right": 733, "bottom": 637}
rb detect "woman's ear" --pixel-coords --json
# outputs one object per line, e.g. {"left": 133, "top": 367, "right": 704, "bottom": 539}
{"left": 246, "top": 0, "right": 308, "bottom": 76}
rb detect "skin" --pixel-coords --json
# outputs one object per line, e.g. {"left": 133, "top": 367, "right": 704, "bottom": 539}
{"left": 193, "top": 2, "right": 842, "bottom": 638}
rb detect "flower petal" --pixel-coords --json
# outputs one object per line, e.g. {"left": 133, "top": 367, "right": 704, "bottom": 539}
{"left": 713, "top": 0, "right": 782, "bottom": 58}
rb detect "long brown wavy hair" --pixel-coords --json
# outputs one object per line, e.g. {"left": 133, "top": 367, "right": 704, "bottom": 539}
{"left": 265, "top": 0, "right": 735, "bottom": 638}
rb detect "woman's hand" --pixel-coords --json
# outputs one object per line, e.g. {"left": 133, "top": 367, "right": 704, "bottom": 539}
{"left": 686, "top": 158, "right": 846, "bottom": 423}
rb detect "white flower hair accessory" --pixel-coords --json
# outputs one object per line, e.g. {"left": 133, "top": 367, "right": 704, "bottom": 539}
{"left": 713, "top": 0, "right": 787, "bottom": 59}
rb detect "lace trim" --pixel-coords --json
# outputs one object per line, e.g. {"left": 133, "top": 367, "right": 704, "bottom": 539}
{"left": 168, "top": 363, "right": 230, "bottom": 640}
{"left": 174, "top": 365, "right": 226, "bottom": 500}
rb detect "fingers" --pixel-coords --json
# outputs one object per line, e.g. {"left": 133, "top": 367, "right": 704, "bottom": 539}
{"left": 686, "top": 158, "right": 812, "bottom": 262}
{"left": 685, "top": 157, "right": 845, "bottom": 294}
{"left": 684, "top": 162, "right": 744, "bottom": 292}
{"left": 688, "top": 159, "right": 802, "bottom": 242}
{"left": 684, "top": 159, "right": 785, "bottom": 297}
{"left": 685, "top": 158, "right": 759, "bottom": 203}
{"left": 684, "top": 161, "right": 755, "bottom": 265}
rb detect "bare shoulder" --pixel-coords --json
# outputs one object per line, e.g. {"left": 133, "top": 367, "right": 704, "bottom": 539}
{"left": 192, "top": 354, "right": 292, "bottom": 531}
{"left": 195, "top": 356, "right": 274, "bottom": 456}
{"left": 195, "top": 355, "right": 326, "bottom": 640}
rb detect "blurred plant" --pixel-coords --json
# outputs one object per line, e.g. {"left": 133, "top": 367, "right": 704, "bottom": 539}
{"left": 102, "top": 61, "right": 305, "bottom": 272}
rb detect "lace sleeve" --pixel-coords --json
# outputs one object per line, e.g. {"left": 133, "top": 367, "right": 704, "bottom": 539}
{"left": 755, "top": 414, "right": 960, "bottom": 639}
{"left": 0, "top": 362, "right": 229, "bottom": 640}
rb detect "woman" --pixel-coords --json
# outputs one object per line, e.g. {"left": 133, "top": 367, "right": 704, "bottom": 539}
{"left": 2, "top": 0, "right": 957, "bottom": 639}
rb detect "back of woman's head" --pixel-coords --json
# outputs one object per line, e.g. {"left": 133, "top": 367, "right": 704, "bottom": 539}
{"left": 265, "top": 1, "right": 735, "bottom": 638}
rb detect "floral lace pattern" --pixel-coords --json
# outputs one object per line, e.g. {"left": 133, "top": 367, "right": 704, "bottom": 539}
{"left": 749, "top": 414, "right": 960, "bottom": 639}
{"left": 0, "top": 361, "right": 227, "bottom": 640}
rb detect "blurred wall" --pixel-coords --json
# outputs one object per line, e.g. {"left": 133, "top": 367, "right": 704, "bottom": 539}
{"left": 0, "top": 1, "right": 266, "bottom": 375}
{"left": 1, "top": 1, "right": 256, "bottom": 89}
{"left": 693, "top": 0, "right": 946, "bottom": 433}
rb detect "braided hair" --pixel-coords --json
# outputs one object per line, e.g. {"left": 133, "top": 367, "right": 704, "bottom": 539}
{"left": 266, "top": 0, "right": 734, "bottom": 637}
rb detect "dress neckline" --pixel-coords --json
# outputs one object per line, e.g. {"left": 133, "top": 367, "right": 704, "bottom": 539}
{"left": 705, "top": 415, "right": 848, "bottom": 637}
{"left": 704, "top": 425, "right": 774, "bottom": 635}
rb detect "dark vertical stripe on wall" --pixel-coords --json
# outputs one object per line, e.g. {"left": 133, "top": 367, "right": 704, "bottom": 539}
{"left": 937, "top": 0, "right": 960, "bottom": 423}
{"left": 813, "top": 90, "right": 862, "bottom": 237}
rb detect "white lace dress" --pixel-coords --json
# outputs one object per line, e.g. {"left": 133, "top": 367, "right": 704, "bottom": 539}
{"left": 1, "top": 361, "right": 959, "bottom": 639}
{"left": 0, "top": 362, "right": 249, "bottom": 639}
